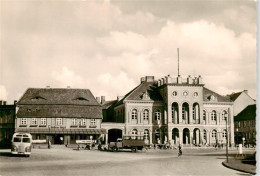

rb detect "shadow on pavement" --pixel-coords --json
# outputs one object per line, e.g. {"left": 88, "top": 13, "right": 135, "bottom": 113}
{"left": 0, "top": 152, "right": 28, "bottom": 157}
{"left": 0, "top": 151, "right": 13, "bottom": 157}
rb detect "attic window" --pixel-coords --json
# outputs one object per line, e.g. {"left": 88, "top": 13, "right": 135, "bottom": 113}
{"left": 74, "top": 97, "right": 89, "bottom": 101}
{"left": 32, "top": 96, "right": 46, "bottom": 100}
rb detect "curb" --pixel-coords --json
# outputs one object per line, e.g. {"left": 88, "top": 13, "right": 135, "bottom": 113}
{"left": 222, "top": 161, "right": 256, "bottom": 175}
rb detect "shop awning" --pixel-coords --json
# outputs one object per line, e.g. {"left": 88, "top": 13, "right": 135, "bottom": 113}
{"left": 16, "top": 128, "right": 107, "bottom": 134}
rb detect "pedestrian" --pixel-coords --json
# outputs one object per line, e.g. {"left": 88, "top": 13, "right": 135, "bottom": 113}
{"left": 178, "top": 144, "right": 182, "bottom": 157}
{"left": 48, "top": 139, "right": 51, "bottom": 149}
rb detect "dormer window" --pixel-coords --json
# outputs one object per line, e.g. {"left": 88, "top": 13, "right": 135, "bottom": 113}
{"left": 210, "top": 95, "right": 215, "bottom": 101}
{"left": 74, "top": 97, "right": 89, "bottom": 101}
{"left": 31, "top": 96, "right": 46, "bottom": 100}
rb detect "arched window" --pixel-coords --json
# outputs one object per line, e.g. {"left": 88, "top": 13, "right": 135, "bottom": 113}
{"left": 144, "top": 129, "right": 149, "bottom": 139}
{"left": 131, "top": 129, "right": 138, "bottom": 139}
{"left": 132, "top": 109, "right": 137, "bottom": 120}
{"left": 222, "top": 111, "right": 228, "bottom": 121}
{"left": 143, "top": 109, "right": 149, "bottom": 120}
{"left": 222, "top": 130, "right": 227, "bottom": 139}
{"left": 203, "top": 110, "right": 206, "bottom": 121}
{"left": 182, "top": 103, "right": 189, "bottom": 123}
{"left": 192, "top": 103, "right": 200, "bottom": 122}
{"left": 172, "top": 103, "right": 178, "bottom": 123}
{"left": 155, "top": 109, "right": 161, "bottom": 121}
{"left": 212, "top": 130, "right": 217, "bottom": 139}
{"left": 211, "top": 111, "right": 216, "bottom": 121}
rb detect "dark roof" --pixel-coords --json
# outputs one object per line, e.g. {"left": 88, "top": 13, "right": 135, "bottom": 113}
{"left": 115, "top": 81, "right": 163, "bottom": 106}
{"left": 17, "top": 105, "right": 102, "bottom": 119}
{"left": 18, "top": 88, "right": 100, "bottom": 106}
{"left": 203, "top": 87, "right": 232, "bottom": 102}
{"left": 102, "top": 100, "right": 118, "bottom": 109}
{"left": 234, "top": 104, "right": 256, "bottom": 121}
{"left": 226, "top": 92, "right": 243, "bottom": 101}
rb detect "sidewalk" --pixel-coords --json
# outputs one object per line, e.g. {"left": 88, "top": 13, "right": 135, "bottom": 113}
{"left": 222, "top": 156, "right": 256, "bottom": 175}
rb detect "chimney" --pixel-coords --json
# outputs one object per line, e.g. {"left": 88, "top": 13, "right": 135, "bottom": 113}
{"left": 96, "top": 97, "right": 101, "bottom": 104}
{"left": 3, "top": 101, "right": 7, "bottom": 105}
{"left": 101, "top": 96, "right": 105, "bottom": 104}
{"left": 145, "top": 76, "right": 154, "bottom": 82}
{"left": 244, "top": 90, "right": 248, "bottom": 94}
{"left": 117, "top": 96, "right": 123, "bottom": 101}
{"left": 140, "top": 77, "right": 145, "bottom": 83}
{"left": 177, "top": 75, "right": 182, "bottom": 84}
{"left": 14, "top": 100, "right": 17, "bottom": 105}
{"left": 198, "top": 75, "right": 203, "bottom": 84}
{"left": 67, "top": 86, "right": 71, "bottom": 89}
{"left": 187, "top": 75, "right": 192, "bottom": 84}
{"left": 46, "top": 86, "right": 50, "bottom": 89}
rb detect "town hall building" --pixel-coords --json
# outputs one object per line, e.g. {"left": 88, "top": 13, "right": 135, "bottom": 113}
{"left": 101, "top": 75, "right": 235, "bottom": 147}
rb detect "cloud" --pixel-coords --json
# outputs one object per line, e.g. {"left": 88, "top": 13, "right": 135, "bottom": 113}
{"left": 97, "top": 71, "right": 136, "bottom": 99}
{"left": 0, "top": 85, "right": 8, "bottom": 101}
{"left": 51, "top": 66, "right": 84, "bottom": 88}
{"left": 1, "top": 1, "right": 257, "bottom": 102}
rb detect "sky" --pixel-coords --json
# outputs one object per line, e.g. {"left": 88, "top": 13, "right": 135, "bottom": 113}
{"left": 0, "top": 0, "right": 257, "bottom": 104}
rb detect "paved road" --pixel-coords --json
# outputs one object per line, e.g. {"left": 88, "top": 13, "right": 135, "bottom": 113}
{"left": 0, "top": 147, "right": 254, "bottom": 176}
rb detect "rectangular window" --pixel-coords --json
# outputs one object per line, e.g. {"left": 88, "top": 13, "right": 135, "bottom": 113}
{"left": 56, "top": 118, "right": 62, "bottom": 126}
{"left": 72, "top": 119, "right": 77, "bottom": 126}
{"left": 40, "top": 118, "right": 47, "bottom": 125}
{"left": 31, "top": 118, "right": 37, "bottom": 125}
{"left": 90, "top": 119, "right": 96, "bottom": 126}
{"left": 81, "top": 119, "right": 86, "bottom": 126}
{"left": 21, "top": 118, "right": 27, "bottom": 125}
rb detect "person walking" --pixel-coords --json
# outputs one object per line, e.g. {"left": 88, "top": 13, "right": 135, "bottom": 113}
{"left": 178, "top": 144, "right": 182, "bottom": 157}
{"left": 48, "top": 139, "right": 51, "bottom": 149}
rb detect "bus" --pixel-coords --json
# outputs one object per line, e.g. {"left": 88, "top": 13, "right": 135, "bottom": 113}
{"left": 11, "top": 133, "right": 32, "bottom": 157}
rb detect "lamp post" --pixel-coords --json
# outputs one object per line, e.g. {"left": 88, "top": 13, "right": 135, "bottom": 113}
{"left": 226, "top": 115, "right": 229, "bottom": 163}
{"left": 236, "top": 128, "right": 238, "bottom": 147}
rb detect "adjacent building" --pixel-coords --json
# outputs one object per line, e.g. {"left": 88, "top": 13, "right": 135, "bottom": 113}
{"left": 16, "top": 88, "right": 106, "bottom": 145}
{"left": 0, "top": 101, "right": 16, "bottom": 148}
{"left": 234, "top": 104, "right": 256, "bottom": 146}
{"left": 102, "top": 75, "right": 235, "bottom": 146}
{"left": 227, "top": 90, "right": 256, "bottom": 116}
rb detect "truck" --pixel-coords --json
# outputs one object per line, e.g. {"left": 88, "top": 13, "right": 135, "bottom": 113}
{"left": 109, "top": 135, "right": 146, "bottom": 152}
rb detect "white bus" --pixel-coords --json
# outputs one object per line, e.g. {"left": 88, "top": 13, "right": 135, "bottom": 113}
{"left": 11, "top": 133, "right": 32, "bottom": 157}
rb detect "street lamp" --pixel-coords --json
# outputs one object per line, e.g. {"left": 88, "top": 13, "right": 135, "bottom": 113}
{"left": 236, "top": 128, "right": 238, "bottom": 147}
{"left": 226, "top": 115, "right": 229, "bottom": 163}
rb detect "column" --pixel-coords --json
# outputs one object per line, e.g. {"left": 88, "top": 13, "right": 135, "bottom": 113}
{"left": 168, "top": 129, "right": 172, "bottom": 142}
{"left": 190, "top": 129, "right": 193, "bottom": 145}
{"left": 205, "top": 111, "right": 207, "bottom": 125}
{"left": 149, "top": 110, "right": 152, "bottom": 125}
{"left": 105, "top": 132, "right": 108, "bottom": 145}
{"left": 179, "top": 104, "right": 182, "bottom": 124}
{"left": 208, "top": 112, "right": 211, "bottom": 125}
{"left": 179, "top": 131, "right": 183, "bottom": 144}
{"left": 140, "top": 111, "right": 143, "bottom": 124}
{"left": 149, "top": 131, "right": 152, "bottom": 144}
{"left": 167, "top": 105, "right": 171, "bottom": 124}
{"left": 175, "top": 110, "right": 178, "bottom": 124}
{"left": 165, "top": 109, "right": 168, "bottom": 125}
{"left": 128, "top": 112, "right": 131, "bottom": 123}
{"left": 200, "top": 131, "right": 204, "bottom": 144}
{"left": 189, "top": 104, "right": 193, "bottom": 124}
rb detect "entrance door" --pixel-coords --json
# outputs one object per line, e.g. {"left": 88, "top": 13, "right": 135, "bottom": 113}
{"left": 54, "top": 134, "right": 64, "bottom": 144}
